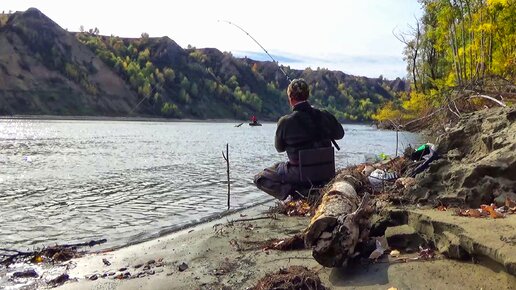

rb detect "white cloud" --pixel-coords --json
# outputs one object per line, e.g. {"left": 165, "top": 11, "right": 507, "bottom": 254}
{"left": 1, "top": 0, "right": 422, "bottom": 78}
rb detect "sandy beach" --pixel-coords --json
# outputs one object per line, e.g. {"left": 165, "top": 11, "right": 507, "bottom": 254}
{"left": 52, "top": 202, "right": 516, "bottom": 290}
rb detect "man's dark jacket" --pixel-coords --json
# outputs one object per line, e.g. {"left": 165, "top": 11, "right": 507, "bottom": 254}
{"left": 275, "top": 101, "right": 344, "bottom": 163}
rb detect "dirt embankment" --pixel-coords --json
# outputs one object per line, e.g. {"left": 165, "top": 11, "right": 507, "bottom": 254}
{"left": 405, "top": 106, "right": 516, "bottom": 208}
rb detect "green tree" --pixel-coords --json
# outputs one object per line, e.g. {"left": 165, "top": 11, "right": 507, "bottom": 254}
{"left": 163, "top": 67, "right": 175, "bottom": 83}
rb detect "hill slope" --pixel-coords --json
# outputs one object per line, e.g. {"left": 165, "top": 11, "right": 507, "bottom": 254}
{"left": 0, "top": 8, "right": 407, "bottom": 121}
{"left": 0, "top": 8, "right": 140, "bottom": 116}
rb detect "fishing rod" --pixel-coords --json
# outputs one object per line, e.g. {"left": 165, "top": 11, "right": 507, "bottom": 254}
{"left": 221, "top": 20, "right": 340, "bottom": 151}
{"left": 219, "top": 20, "right": 291, "bottom": 82}
{"left": 130, "top": 21, "right": 290, "bottom": 114}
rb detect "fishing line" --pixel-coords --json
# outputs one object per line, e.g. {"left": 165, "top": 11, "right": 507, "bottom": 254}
{"left": 130, "top": 20, "right": 292, "bottom": 114}
{"left": 221, "top": 20, "right": 341, "bottom": 150}
{"left": 218, "top": 20, "right": 291, "bottom": 82}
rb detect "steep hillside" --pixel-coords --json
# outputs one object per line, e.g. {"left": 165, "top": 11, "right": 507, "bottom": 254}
{"left": 0, "top": 8, "right": 407, "bottom": 121}
{"left": 0, "top": 8, "right": 140, "bottom": 116}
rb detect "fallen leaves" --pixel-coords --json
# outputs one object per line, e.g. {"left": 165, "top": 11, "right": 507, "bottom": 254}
{"left": 436, "top": 205, "right": 447, "bottom": 211}
{"left": 480, "top": 204, "right": 504, "bottom": 219}
{"left": 454, "top": 203, "right": 510, "bottom": 219}
{"left": 282, "top": 200, "right": 312, "bottom": 216}
{"left": 417, "top": 246, "right": 435, "bottom": 260}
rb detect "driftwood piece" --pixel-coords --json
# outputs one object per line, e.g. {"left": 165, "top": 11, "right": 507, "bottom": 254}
{"left": 305, "top": 174, "right": 371, "bottom": 267}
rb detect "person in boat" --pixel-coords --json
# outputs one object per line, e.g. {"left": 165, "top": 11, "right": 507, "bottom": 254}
{"left": 250, "top": 115, "right": 258, "bottom": 124}
{"left": 253, "top": 78, "right": 344, "bottom": 201}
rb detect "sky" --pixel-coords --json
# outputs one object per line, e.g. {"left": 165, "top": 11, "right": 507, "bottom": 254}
{"left": 2, "top": 0, "right": 422, "bottom": 79}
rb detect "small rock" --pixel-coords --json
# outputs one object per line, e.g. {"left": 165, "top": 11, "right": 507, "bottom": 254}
{"left": 146, "top": 270, "right": 155, "bottom": 275}
{"left": 143, "top": 265, "right": 151, "bottom": 271}
{"left": 13, "top": 269, "right": 38, "bottom": 278}
{"left": 134, "top": 263, "right": 144, "bottom": 269}
{"left": 52, "top": 250, "right": 75, "bottom": 262}
{"left": 89, "top": 274, "right": 98, "bottom": 281}
{"left": 108, "top": 272, "right": 116, "bottom": 276}
{"left": 123, "top": 272, "right": 131, "bottom": 278}
{"left": 101, "top": 273, "right": 108, "bottom": 278}
{"left": 178, "top": 262, "right": 188, "bottom": 272}
{"left": 48, "top": 273, "right": 69, "bottom": 286}
{"left": 102, "top": 258, "right": 111, "bottom": 266}
{"left": 147, "top": 259, "right": 156, "bottom": 265}
{"left": 119, "top": 267, "right": 127, "bottom": 272}
{"left": 390, "top": 250, "right": 401, "bottom": 257}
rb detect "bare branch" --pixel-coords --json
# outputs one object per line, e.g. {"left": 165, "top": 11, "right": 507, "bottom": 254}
{"left": 469, "top": 94, "right": 507, "bottom": 107}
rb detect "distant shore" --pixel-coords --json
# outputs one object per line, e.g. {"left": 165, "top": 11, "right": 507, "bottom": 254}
{"left": 0, "top": 114, "right": 374, "bottom": 126}
{"left": 0, "top": 115, "right": 258, "bottom": 123}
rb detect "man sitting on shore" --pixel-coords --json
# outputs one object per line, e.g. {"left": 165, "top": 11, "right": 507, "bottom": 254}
{"left": 253, "top": 78, "right": 344, "bottom": 201}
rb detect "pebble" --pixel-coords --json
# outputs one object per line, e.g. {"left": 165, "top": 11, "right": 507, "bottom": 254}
{"left": 48, "top": 273, "right": 69, "bottom": 286}
{"left": 390, "top": 250, "right": 401, "bottom": 257}
{"left": 146, "top": 270, "right": 155, "bottom": 275}
{"left": 178, "top": 262, "right": 189, "bottom": 272}
{"left": 12, "top": 269, "right": 38, "bottom": 278}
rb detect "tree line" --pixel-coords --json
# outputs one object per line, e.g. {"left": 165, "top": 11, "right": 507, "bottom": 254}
{"left": 374, "top": 0, "right": 515, "bottom": 126}
{"left": 75, "top": 29, "right": 403, "bottom": 121}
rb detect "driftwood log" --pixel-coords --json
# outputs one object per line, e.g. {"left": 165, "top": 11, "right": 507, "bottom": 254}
{"left": 305, "top": 173, "right": 371, "bottom": 267}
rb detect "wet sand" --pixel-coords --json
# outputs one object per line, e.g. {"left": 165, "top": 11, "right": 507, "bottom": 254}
{"left": 55, "top": 203, "right": 516, "bottom": 290}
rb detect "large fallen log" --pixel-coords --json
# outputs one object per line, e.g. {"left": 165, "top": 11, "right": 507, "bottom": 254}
{"left": 305, "top": 173, "right": 371, "bottom": 267}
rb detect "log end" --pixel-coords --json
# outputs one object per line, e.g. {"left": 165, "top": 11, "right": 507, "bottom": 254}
{"left": 304, "top": 217, "right": 336, "bottom": 247}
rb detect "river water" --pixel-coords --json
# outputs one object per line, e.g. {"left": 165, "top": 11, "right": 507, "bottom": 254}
{"left": 0, "top": 119, "right": 421, "bottom": 250}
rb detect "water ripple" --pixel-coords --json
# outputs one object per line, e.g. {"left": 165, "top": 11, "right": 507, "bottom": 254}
{"left": 0, "top": 120, "right": 421, "bottom": 250}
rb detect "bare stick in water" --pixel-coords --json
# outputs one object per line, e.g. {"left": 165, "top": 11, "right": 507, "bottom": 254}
{"left": 222, "top": 143, "right": 230, "bottom": 210}
{"left": 388, "top": 120, "right": 400, "bottom": 157}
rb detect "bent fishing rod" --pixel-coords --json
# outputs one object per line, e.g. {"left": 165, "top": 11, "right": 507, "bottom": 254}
{"left": 219, "top": 20, "right": 291, "bottom": 83}
{"left": 221, "top": 20, "right": 340, "bottom": 151}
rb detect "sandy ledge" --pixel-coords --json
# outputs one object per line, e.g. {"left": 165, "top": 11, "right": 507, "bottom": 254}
{"left": 54, "top": 202, "right": 516, "bottom": 290}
